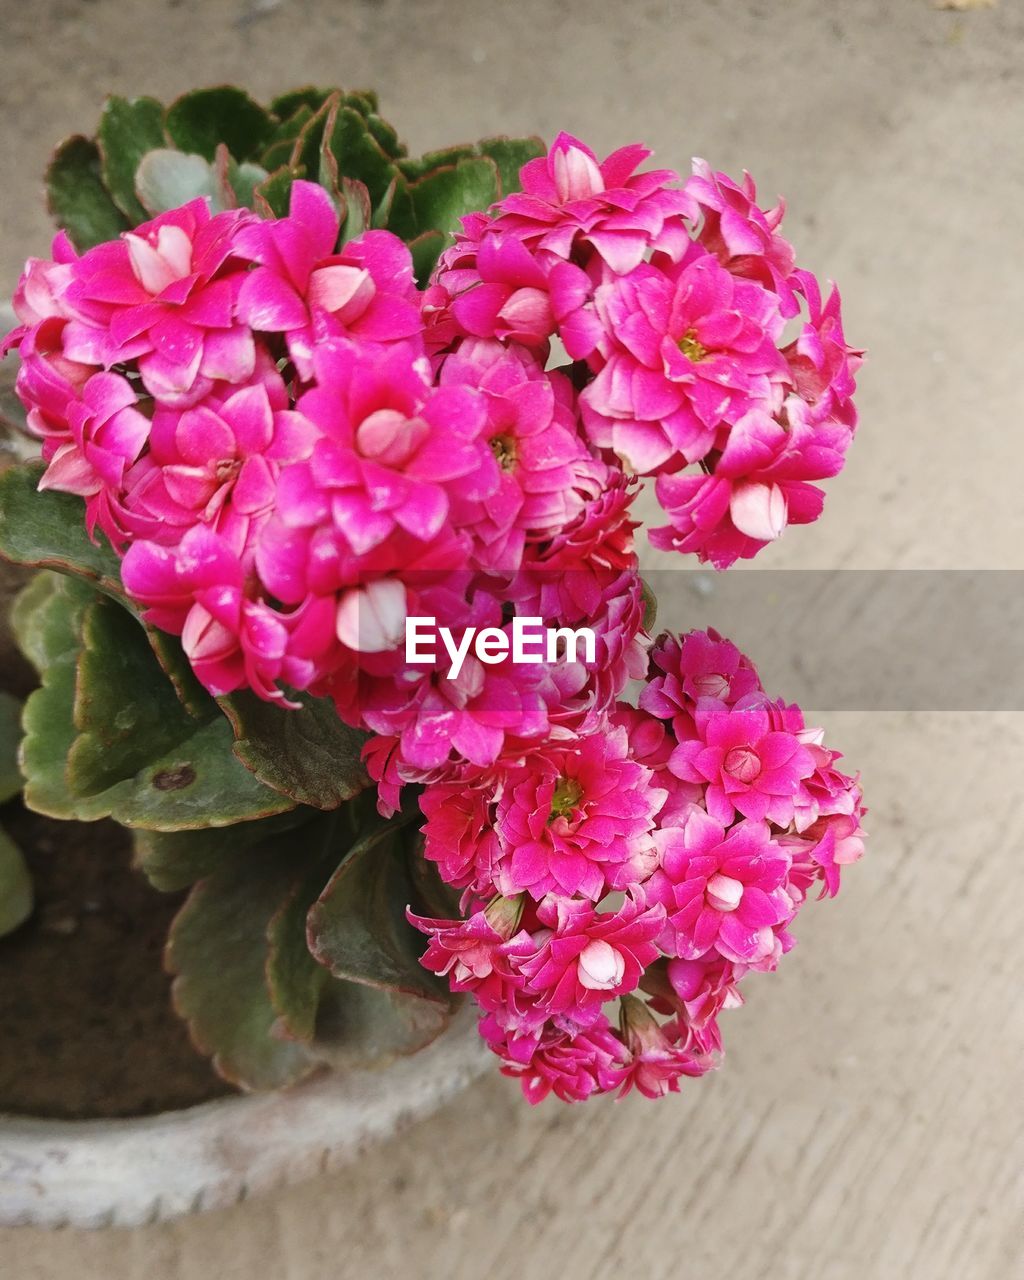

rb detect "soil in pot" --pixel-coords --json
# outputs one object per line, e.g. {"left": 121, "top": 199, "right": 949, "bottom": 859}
{"left": 0, "top": 800, "right": 234, "bottom": 1119}
{"left": 0, "top": 559, "right": 233, "bottom": 1120}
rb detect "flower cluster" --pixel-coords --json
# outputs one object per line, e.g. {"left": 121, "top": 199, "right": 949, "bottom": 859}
{"left": 428, "top": 141, "right": 862, "bottom": 569}
{"left": 411, "top": 629, "right": 864, "bottom": 1102}
{"left": 4, "top": 132, "right": 865, "bottom": 1101}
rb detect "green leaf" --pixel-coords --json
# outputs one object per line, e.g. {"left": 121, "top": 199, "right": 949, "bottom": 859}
{"left": 227, "top": 158, "right": 269, "bottom": 210}
{"left": 408, "top": 230, "right": 447, "bottom": 284}
{"left": 270, "top": 88, "right": 332, "bottom": 120}
{"left": 9, "top": 570, "right": 68, "bottom": 674}
{"left": 97, "top": 95, "right": 166, "bottom": 223}
{"left": 45, "top": 136, "right": 128, "bottom": 251}
{"left": 253, "top": 165, "right": 295, "bottom": 219}
{"left": 134, "top": 149, "right": 219, "bottom": 217}
{"left": 220, "top": 689, "right": 371, "bottom": 810}
{"left": 477, "top": 135, "right": 546, "bottom": 196}
{"left": 164, "top": 86, "right": 275, "bottom": 163}
{"left": 288, "top": 92, "right": 338, "bottom": 177}
{"left": 312, "top": 981, "right": 453, "bottom": 1072}
{"left": 133, "top": 807, "right": 315, "bottom": 892}
{"left": 145, "top": 626, "right": 214, "bottom": 721}
{"left": 376, "top": 171, "right": 416, "bottom": 239}
{"left": 166, "top": 831, "right": 324, "bottom": 1090}
{"left": 307, "top": 819, "right": 450, "bottom": 1005}
{"left": 0, "top": 461, "right": 127, "bottom": 604}
{"left": 397, "top": 136, "right": 542, "bottom": 195}
{"left": 16, "top": 579, "right": 294, "bottom": 829}
{"left": 67, "top": 596, "right": 210, "bottom": 795}
{"left": 0, "top": 828, "right": 32, "bottom": 938}
{"left": 397, "top": 144, "right": 477, "bottom": 183}
{"left": 0, "top": 692, "right": 22, "bottom": 803}
{"left": 363, "top": 112, "right": 406, "bottom": 162}
{"left": 408, "top": 155, "right": 500, "bottom": 242}
{"left": 338, "top": 179, "right": 371, "bottom": 244}
{"left": 320, "top": 102, "right": 399, "bottom": 210}
{"left": 265, "top": 810, "right": 347, "bottom": 1042}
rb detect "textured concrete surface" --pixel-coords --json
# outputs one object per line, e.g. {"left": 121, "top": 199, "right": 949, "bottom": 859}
{"left": 1, "top": 1, "right": 1022, "bottom": 1276}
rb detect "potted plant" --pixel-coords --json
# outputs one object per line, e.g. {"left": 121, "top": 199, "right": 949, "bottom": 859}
{"left": 0, "top": 85, "right": 866, "bottom": 1227}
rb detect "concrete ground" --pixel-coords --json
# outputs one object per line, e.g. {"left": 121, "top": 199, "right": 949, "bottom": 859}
{"left": 1, "top": 1, "right": 1022, "bottom": 1276}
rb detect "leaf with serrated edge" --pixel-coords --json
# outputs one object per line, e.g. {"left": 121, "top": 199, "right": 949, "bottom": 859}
{"left": 0, "top": 462, "right": 127, "bottom": 604}
{"left": 478, "top": 135, "right": 546, "bottom": 196}
{"left": 133, "top": 807, "right": 316, "bottom": 893}
{"left": 307, "top": 819, "right": 449, "bottom": 1005}
{"left": 97, "top": 95, "right": 166, "bottom": 223}
{"left": 164, "top": 86, "right": 274, "bottom": 163}
{"left": 9, "top": 571, "right": 61, "bottom": 675}
{"left": 311, "top": 981, "right": 453, "bottom": 1073}
{"left": 46, "top": 136, "right": 128, "bottom": 251}
{"left": 68, "top": 596, "right": 212, "bottom": 796}
{"left": 16, "top": 579, "right": 293, "bottom": 829}
{"left": 253, "top": 166, "right": 295, "bottom": 219}
{"left": 220, "top": 689, "right": 370, "bottom": 810}
{"left": 321, "top": 104, "right": 398, "bottom": 209}
{"left": 166, "top": 832, "right": 324, "bottom": 1089}
{"left": 266, "top": 810, "right": 348, "bottom": 1042}
{"left": 409, "top": 156, "right": 499, "bottom": 243}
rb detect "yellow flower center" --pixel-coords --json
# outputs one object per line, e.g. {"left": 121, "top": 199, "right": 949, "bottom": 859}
{"left": 548, "top": 778, "right": 583, "bottom": 823}
{"left": 490, "top": 434, "right": 517, "bottom": 471}
{"left": 678, "top": 329, "right": 708, "bottom": 362}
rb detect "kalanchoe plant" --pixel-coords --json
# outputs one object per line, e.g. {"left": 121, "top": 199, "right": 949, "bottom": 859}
{"left": 0, "top": 87, "right": 865, "bottom": 1102}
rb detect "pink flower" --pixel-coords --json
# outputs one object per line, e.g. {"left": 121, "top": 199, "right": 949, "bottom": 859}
{"left": 11, "top": 317, "right": 97, "bottom": 459}
{"left": 616, "top": 995, "right": 715, "bottom": 1099}
{"left": 426, "top": 134, "right": 694, "bottom": 355}
{"left": 61, "top": 199, "right": 255, "bottom": 406}
{"left": 327, "top": 580, "right": 558, "bottom": 772}
{"left": 5, "top": 234, "right": 78, "bottom": 336}
{"left": 648, "top": 272, "right": 860, "bottom": 568}
{"left": 641, "top": 628, "right": 763, "bottom": 728}
{"left": 669, "top": 694, "right": 816, "bottom": 826}
{"left": 788, "top": 783, "right": 866, "bottom": 899}
{"left": 507, "top": 562, "right": 649, "bottom": 739}
{"left": 427, "top": 231, "right": 557, "bottom": 350}
{"left": 529, "top": 461, "right": 639, "bottom": 572}
{"left": 498, "top": 133, "right": 694, "bottom": 274}
{"left": 647, "top": 810, "right": 794, "bottom": 967}
{"left": 408, "top": 896, "right": 534, "bottom": 1011}
{"left": 685, "top": 160, "right": 798, "bottom": 314}
{"left": 666, "top": 954, "right": 743, "bottom": 1050}
{"left": 488, "top": 1014, "right": 628, "bottom": 1104}
{"left": 419, "top": 776, "right": 500, "bottom": 895}
{"left": 120, "top": 526, "right": 319, "bottom": 700}
{"left": 580, "top": 250, "right": 787, "bottom": 473}
{"left": 438, "top": 338, "right": 601, "bottom": 570}
{"left": 650, "top": 469, "right": 822, "bottom": 569}
{"left": 515, "top": 894, "right": 665, "bottom": 1016}
{"left": 257, "top": 339, "right": 491, "bottom": 607}
{"left": 38, "top": 372, "right": 151, "bottom": 546}
{"left": 494, "top": 728, "right": 665, "bottom": 901}
{"left": 235, "top": 181, "right": 421, "bottom": 380}
{"left": 611, "top": 703, "right": 702, "bottom": 827}
{"left": 123, "top": 362, "right": 317, "bottom": 553}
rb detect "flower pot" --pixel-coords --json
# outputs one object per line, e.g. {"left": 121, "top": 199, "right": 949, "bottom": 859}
{"left": 0, "top": 999, "right": 487, "bottom": 1228}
